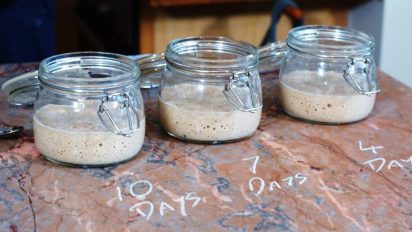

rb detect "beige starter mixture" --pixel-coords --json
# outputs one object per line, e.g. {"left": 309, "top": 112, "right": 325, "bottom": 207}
{"left": 33, "top": 104, "right": 145, "bottom": 165}
{"left": 280, "top": 70, "right": 376, "bottom": 123}
{"left": 159, "top": 83, "right": 261, "bottom": 142}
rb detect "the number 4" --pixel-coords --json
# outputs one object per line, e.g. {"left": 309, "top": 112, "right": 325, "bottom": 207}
{"left": 358, "top": 141, "right": 383, "bottom": 155}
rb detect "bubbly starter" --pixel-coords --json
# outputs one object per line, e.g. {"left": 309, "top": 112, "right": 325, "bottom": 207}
{"left": 159, "top": 83, "right": 261, "bottom": 142}
{"left": 280, "top": 70, "right": 375, "bottom": 123}
{"left": 33, "top": 104, "right": 145, "bottom": 165}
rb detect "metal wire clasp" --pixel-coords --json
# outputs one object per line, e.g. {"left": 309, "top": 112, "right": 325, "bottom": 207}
{"left": 97, "top": 92, "right": 140, "bottom": 137}
{"left": 343, "top": 58, "right": 380, "bottom": 96}
{"left": 223, "top": 71, "right": 262, "bottom": 113}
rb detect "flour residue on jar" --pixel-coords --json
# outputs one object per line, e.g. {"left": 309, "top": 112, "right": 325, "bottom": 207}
{"left": 33, "top": 104, "right": 145, "bottom": 165}
{"left": 279, "top": 70, "right": 376, "bottom": 123}
{"left": 159, "top": 83, "right": 261, "bottom": 142}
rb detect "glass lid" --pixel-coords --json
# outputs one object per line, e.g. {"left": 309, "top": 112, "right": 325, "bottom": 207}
{"left": 1, "top": 53, "right": 166, "bottom": 106}
{"left": 2, "top": 70, "right": 39, "bottom": 107}
{"left": 258, "top": 41, "right": 287, "bottom": 73}
{"left": 136, "top": 53, "right": 165, "bottom": 88}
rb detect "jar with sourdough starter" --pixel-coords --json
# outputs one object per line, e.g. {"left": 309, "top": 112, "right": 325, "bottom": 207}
{"left": 33, "top": 52, "right": 145, "bottom": 167}
{"left": 159, "top": 36, "right": 262, "bottom": 144}
{"left": 279, "top": 25, "right": 380, "bottom": 124}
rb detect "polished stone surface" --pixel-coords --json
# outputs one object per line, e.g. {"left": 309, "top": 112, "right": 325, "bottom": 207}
{"left": 0, "top": 64, "right": 411, "bottom": 231}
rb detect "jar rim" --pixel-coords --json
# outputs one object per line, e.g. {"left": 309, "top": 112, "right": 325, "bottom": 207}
{"left": 165, "top": 36, "right": 258, "bottom": 73}
{"left": 38, "top": 51, "right": 140, "bottom": 94}
{"left": 258, "top": 41, "right": 287, "bottom": 73}
{"left": 287, "top": 25, "right": 375, "bottom": 58}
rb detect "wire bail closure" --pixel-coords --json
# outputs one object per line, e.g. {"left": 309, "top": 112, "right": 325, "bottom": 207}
{"left": 97, "top": 92, "right": 140, "bottom": 137}
{"left": 223, "top": 71, "right": 262, "bottom": 113}
{"left": 343, "top": 57, "right": 380, "bottom": 96}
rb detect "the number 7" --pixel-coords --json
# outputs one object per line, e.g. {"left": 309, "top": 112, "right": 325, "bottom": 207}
{"left": 242, "top": 156, "right": 260, "bottom": 174}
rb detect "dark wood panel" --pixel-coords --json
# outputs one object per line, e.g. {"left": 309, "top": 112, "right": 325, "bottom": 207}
{"left": 149, "top": 0, "right": 368, "bottom": 9}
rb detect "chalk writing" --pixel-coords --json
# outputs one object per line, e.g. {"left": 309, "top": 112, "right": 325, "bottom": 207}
{"left": 242, "top": 156, "right": 260, "bottom": 174}
{"left": 117, "top": 186, "right": 123, "bottom": 202}
{"left": 363, "top": 157, "right": 411, "bottom": 173}
{"left": 269, "top": 181, "right": 281, "bottom": 191}
{"left": 388, "top": 160, "right": 404, "bottom": 170}
{"left": 243, "top": 155, "right": 308, "bottom": 196}
{"left": 129, "top": 180, "right": 152, "bottom": 200}
{"left": 248, "top": 177, "right": 265, "bottom": 196}
{"left": 159, "top": 202, "right": 175, "bottom": 216}
{"left": 129, "top": 201, "right": 154, "bottom": 221}
{"left": 248, "top": 173, "right": 308, "bottom": 196}
{"left": 401, "top": 156, "right": 412, "bottom": 165}
{"left": 185, "top": 192, "right": 201, "bottom": 207}
{"left": 281, "top": 176, "right": 294, "bottom": 186}
{"left": 363, "top": 158, "right": 385, "bottom": 172}
{"left": 358, "top": 140, "right": 383, "bottom": 155}
{"left": 175, "top": 196, "right": 187, "bottom": 216}
{"left": 117, "top": 179, "right": 202, "bottom": 221}
{"left": 359, "top": 140, "right": 411, "bottom": 173}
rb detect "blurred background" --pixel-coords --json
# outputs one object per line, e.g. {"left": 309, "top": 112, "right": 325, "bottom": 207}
{"left": 0, "top": 0, "right": 410, "bottom": 86}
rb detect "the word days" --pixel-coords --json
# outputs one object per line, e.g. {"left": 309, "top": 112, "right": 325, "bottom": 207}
{"left": 116, "top": 179, "right": 201, "bottom": 221}
{"left": 359, "top": 140, "right": 411, "bottom": 173}
{"left": 242, "top": 155, "right": 308, "bottom": 196}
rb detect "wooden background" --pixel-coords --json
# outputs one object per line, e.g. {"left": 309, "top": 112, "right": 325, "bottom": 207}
{"left": 56, "top": 0, "right": 367, "bottom": 54}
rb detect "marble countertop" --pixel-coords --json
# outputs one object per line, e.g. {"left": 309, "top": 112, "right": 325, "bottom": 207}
{"left": 0, "top": 63, "right": 411, "bottom": 231}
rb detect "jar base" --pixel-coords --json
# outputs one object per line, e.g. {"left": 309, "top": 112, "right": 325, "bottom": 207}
{"left": 164, "top": 130, "right": 254, "bottom": 144}
{"left": 41, "top": 154, "right": 139, "bottom": 168}
{"left": 281, "top": 108, "right": 370, "bottom": 125}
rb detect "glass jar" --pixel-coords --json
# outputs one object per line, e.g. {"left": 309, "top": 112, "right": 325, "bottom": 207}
{"left": 136, "top": 53, "right": 165, "bottom": 89}
{"left": 279, "top": 25, "right": 380, "bottom": 124}
{"left": 33, "top": 52, "right": 145, "bottom": 167}
{"left": 159, "top": 36, "right": 262, "bottom": 144}
{"left": 258, "top": 40, "right": 287, "bottom": 75}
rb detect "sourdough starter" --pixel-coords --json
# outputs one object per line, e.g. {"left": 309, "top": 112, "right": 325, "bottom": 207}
{"left": 159, "top": 84, "right": 261, "bottom": 142}
{"left": 280, "top": 70, "right": 375, "bottom": 123}
{"left": 33, "top": 104, "right": 145, "bottom": 165}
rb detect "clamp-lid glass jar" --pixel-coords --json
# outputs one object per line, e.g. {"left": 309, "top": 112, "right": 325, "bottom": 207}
{"left": 33, "top": 52, "right": 145, "bottom": 167}
{"left": 279, "top": 25, "right": 380, "bottom": 124}
{"left": 159, "top": 36, "right": 262, "bottom": 144}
